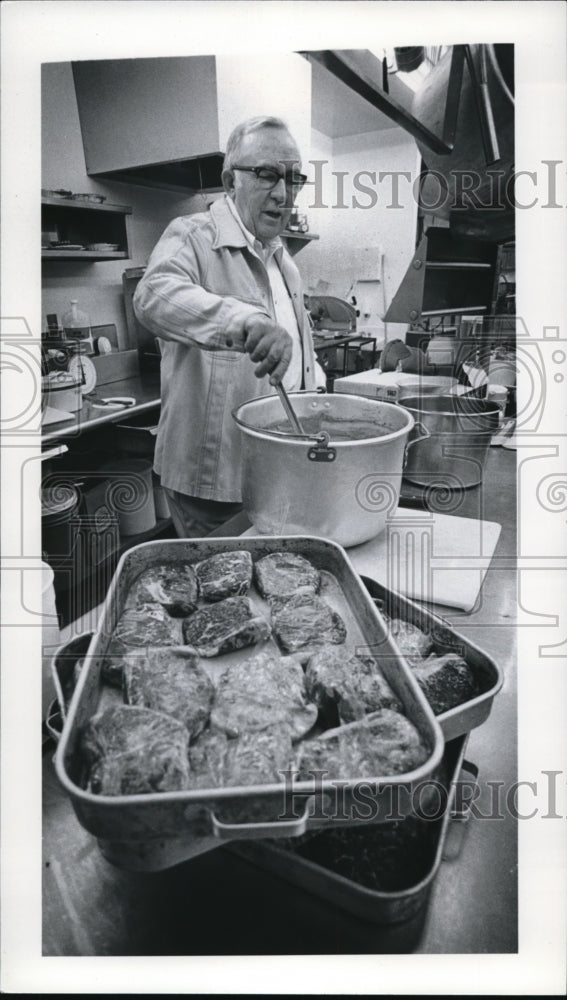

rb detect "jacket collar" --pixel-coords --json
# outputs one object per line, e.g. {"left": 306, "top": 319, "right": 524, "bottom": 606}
{"left": 210, "top": 195, "right": 283, "bottom": 260}
{"left": 210, "top": 195, "right": 249, "bottom": 250}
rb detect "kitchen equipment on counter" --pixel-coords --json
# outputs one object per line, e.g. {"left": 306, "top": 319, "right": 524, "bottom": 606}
{"left": 90, "top": 396, "right": 136, "bottom": 411}
{"left": 54, "top": 535, "right": 444, "bottom": 871}
{"left": 307, "top": 295, "right": 357, "bottom": 334}
{"left": 333, "top": 370, "right": 457, "bottom": 403}
{"left": 42, "top": 405, "right": 77, "bottom": 426}
{"left": 67, "top": 354, "right": 97, "bottom": 396}
{"left": 62, "top": 300, "right": 93, "bottom": 353}
{"left": 488, "top": 349, "right": 516, "bottom": 388}
{"left": 101, "top": 458, "right": 156, "bottom": 536}
{"left": 42, "top": 371, "right": 83, "bottom": 413}
{"left": 232, "top": 391, "right": 416, "bottom": 548}
{"left": 485, "top": 383, "right": 508, "bottom": 421}
{"left": 41, "top": 484, "right": 81, "bottom": 570}
{"left": 232, "top": 734, "right": 477, "bottom": 928}
{"left": 400, "top": 395, "right": 500, "bottom": 489}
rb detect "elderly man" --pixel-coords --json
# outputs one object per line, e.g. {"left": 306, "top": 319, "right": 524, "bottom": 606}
{"left": 134, "top": 115, "right": 324, "bottom": 537}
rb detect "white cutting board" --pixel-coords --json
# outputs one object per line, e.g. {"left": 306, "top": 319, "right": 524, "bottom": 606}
{"left": 243, "top": 509, "right": 501, "bottom": 612}
{"left": 42, "top": 404, "right": 75, "bottom": 425}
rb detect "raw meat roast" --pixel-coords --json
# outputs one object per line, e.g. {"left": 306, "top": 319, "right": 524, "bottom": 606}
{"left": 271, "top": 592, "right": 347, "bottom": 654}
{"left": 101, "top": 635, "right": 136, "bottom": 688}
{"left": 123, "top": 647, "right": 214, "bottom": 738}
{"left": 187, "top": 730, "right": 230, "bottom": 789}
{"left": 412, "top": 653, "right": 477, "bottom": 714}
{"left": 210, "top": 651, "right": 318, "bottom": 740}
{"left": 194, "top": 550, "right": 253, "bottom": 602}
{"left": 254, "top": 552, "right": 320, "bottom": 601}
{"left": 188, "top": 725, "right": 294, "bottom": 823}
{"left": 113, "top": 603, "right": 183, "bottom": 647}
{"left": 126, "top": 563, "right": 199, "bottom": 616}
{"left": 82, "top": 705, "right": 191, "bottom": 795}
{"left": 388, "top": 619, "right": 434, "bottom": 664}
{"left": 296, "top": 709, "right": 430, "bottom": 781}
{"left": 182, "top": 596, "right": 270, "bottom": 657}
{"left": 102, "top": 603, "right": 184, "bottom": 686}
{"left": 305, "top": 646, "right": 402, "bottom": 724}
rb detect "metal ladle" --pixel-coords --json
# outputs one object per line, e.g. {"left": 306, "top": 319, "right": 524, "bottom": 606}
{"left": 274, "top": 382, "right": 305, "bottom": 435}
{"left": 273, "top": 383, "right": 335, "bottom": 462}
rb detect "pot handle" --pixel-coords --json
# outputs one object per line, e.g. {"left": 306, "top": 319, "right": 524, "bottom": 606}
{"left": 403, "top": 419, "right": 430, "bottom": 469}
{"left": 210, "top": 796, "right": 314, "bottom": 841}
{"left": 442, "top": 759, "right": 479, "bottom": 861}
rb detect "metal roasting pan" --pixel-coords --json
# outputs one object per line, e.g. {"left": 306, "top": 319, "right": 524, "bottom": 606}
{"left": 54, "top": 536, "right": 444, "bottom": 871}
{"left": 361, "top": 576, "right": 504, "bottom": 741}
{"left": 231, "top": 735, "right": 478, "bottom": 927}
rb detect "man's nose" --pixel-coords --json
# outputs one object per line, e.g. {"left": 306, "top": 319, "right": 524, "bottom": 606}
{"left": 271, "top": 176, "right": 293, "bottom": 206}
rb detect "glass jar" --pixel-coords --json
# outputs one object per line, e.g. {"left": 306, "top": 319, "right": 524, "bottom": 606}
{"left": 62, "top": 300, "right": 92, "bottom": 351}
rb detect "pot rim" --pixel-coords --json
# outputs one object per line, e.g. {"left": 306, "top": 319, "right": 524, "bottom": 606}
{"left": 400, "top": 394, "right": 502, "bottom": 417}
{"left": 232, "top": 391, "right": 414, "bottom": 445}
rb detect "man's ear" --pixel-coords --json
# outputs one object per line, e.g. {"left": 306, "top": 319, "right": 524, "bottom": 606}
{"left": 222, "top": 168, "right": 235, "bottom": 195}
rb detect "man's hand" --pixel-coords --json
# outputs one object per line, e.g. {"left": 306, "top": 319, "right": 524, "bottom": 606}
{"left": 243, "top": 315, "right": 293, "bottom": 384}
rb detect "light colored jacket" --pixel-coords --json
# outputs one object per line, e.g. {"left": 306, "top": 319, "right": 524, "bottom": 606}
{"left": 134, "top": 197, "right": 320, "bottom": 501}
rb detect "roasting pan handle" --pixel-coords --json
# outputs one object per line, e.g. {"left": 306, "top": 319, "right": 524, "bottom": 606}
{"left": 46, "top": 631, "right": 95, "bottom": 744}
{"left": 442, "top": 759, "right": 479, "bottom": 861}
{"left": 210, "top": 797, "right": 314, "bottom": 841}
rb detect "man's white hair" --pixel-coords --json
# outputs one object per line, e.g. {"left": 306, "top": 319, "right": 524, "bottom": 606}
{"left": 223, "top": 116, "right": 297, "bottom": 171}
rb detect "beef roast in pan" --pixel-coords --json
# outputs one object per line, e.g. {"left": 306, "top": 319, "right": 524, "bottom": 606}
{"left": 305, "top": 646, "right": 402, "bottom": 724}
{"left": 188, "top": 730, "right": 230, "bottom": 789}
{"left": 296, "top": 709, "right": 430, "bottom": 782}
{"left": 126, "top": 564, "right": 199, "bottom": 617}
{"left": 388, "top": 619, "right": 434, "bottom": 664}
{"left": 188, "top": 725, "right": 294, "bottom": 824}
{"left": 412, "top": 653, "right": 478, "bottom": 714}
{"left": 194, "top": 550, "right": 253, "bottom": 602}
{"left": 81, "top": 705, "right": 191, "bottom": 796}
{"left": 254, "top": 552, "right": 320, "bottom": 601}
{"left": 101, "top": 635, "right": 134, "bottom": 688}
{"left": 102, "top": 604, "right": 184, "bottom": 687}
{"left": 123, "top": 647, "right": 214, "bottom": 738}
{"left": 113, "top": 603, "right": 184, "bottom": 647}
{"left": 182, "top": 596, "right": 271, "bottom": 657}
{"left": 270, "top": 592, "right": 347, "bottom": 654}
{"left": 190, "top": 726, "right": 293, "bottom": 789}
{"left": 223, "top": 726, "right": 294, "bottom": 788}
{"left": 210, "top": 651, "right": 317, "bottom": 740}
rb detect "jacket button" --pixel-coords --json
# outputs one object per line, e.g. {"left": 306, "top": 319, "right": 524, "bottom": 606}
{"left": 306, "top": 366, "right": 310, "bottom": 372}
{"left": 226, "top": 337, "right": 233, "bottom": 347}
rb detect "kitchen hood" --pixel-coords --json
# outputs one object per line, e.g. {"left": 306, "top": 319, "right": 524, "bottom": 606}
{"left": 72, "top": 54, "right": 311, "bottom": 193}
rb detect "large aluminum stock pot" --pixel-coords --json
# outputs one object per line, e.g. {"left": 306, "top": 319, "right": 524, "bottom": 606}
{"left": 232, "top": 392, "right": 415, "bottom": 547}
{"left": 400, "top": 395, "right": 500, "bottom": 489}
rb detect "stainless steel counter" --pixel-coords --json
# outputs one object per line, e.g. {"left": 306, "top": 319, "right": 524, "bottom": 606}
{"left": 42, "top": 373, "right": 161, "bottom": 444}
{"left": 42, "top": 448, "right": 517, "bottom": 956}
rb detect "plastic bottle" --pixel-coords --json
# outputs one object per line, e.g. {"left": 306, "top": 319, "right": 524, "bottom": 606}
{"left": 62, "top": 300, "right": 92, "bottom": 351}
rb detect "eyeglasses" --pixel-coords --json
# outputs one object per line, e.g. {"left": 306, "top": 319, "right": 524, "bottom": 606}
{"left": 232, "top": 165, "right": 309, "bottom": 191}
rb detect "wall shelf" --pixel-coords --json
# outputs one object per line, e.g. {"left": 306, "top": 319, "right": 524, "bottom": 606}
{"left": 281, "top": 231, "right": 319, "bottom": 256}
{"left": 42, "top": 250, "right": 130, "bottom": 261}
{"left": 41, "top": 196, "right": 132, "bottom": 262}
